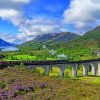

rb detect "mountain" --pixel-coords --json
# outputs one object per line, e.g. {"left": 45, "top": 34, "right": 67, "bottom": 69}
{"left": 48, "top": 32, "right": 79, "bottom": 43}
{"left": 33, "top": 32, "right": 79, "bottom": 43}
{"left": 33, "top": 34, "right": 54, "bottom": 42}
{"left": 19, "top": 32, "right": 79, "bottom": 49}
{"left": 19, "top": 25, "right": 100, "bottom": 50}
{"left": 67, "top": 25, "right": 100, "bottom": 50}
{"left": 0, "top": 39, "right": 16, "bottom": 47}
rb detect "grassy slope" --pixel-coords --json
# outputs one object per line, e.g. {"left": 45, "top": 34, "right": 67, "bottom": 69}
{"left": 0, "top": 67, "right": 100, "bottom": 99}
{"left": 67, "top": 27, "right": 100, "bottom": 50}
{"left": 18, "top": 41, "right": 43, "bottom": 50}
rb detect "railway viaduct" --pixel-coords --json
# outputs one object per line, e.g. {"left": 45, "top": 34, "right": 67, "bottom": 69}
{"left": 0, "top": 58, "right": 100, "bottom": 77}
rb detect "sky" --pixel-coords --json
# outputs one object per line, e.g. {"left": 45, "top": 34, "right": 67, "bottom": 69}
{"left": 0, "top": 0, "right": 100, "bottom": 44}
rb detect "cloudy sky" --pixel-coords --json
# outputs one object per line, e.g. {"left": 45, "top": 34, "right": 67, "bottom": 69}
{"left": 0, "top": 0, "right": 100, "bottom": 44}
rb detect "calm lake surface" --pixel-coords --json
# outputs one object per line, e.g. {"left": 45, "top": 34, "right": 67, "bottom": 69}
{"left": 0, "top": 46, "right": 18, "bottom": 51}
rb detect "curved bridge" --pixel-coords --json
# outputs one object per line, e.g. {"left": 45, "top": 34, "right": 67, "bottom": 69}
{"left": 0, "top": 58, "right": 100, "bottom": 77}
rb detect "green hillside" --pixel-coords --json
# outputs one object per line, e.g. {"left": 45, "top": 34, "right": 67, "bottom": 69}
{"left": 67, "top": 26, "right": 100, "bottom": 50}
{"left": 18, "top": 41, "right": 43, "bottom": 50}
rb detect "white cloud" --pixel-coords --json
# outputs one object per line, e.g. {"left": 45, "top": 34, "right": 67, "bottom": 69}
{"left": 1, "top": 0, "right": 100, "bottom": 44}
{"left": 0, "top": 0, "right": 67, "bottom": 43}
{"left": 63, "top": 0, "right": 100, "bottom": 33}
{"left": 0, "top": 33, "right": 17, "bottom": 43}
{"left": 0, "top": 0, "right": 30, "bottom": 5}
{"left": 10, "top": 0, "right": 30, "bottom": 4}
{"left": 19, "top": 18, "right": 64, "bottom": 36}
{"left": 16, "top": 18, "right": 67, "bottom": 43}
{"left": 0, "top": 9, "right": 21, "bottom": 23}
{"left": 0, "top": 0, "right": 29, "bottom": 25}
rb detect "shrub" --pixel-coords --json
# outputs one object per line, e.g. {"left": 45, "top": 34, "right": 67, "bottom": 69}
{"left": 0, "top": 82, "right": 6, "bottom": 89}
{"left": 8, "top": 79, "right": 15, "bottom": 84}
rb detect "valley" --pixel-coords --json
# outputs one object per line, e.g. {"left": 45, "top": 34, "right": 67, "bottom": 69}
{"left": 0, "top": 26, "right": 100, "bottom": 100}
{"left": 1, "top": 26, "right": 100, "bottom": 61}
{"left": 0, "top": 0, "right": 100, "bottom": 99}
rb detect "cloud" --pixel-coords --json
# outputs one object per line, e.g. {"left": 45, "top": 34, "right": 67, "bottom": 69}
{"left": 0, "top": 32, "right": 33, "bottom": 44}
{"left": 0, "top": 9, "right": 21, "bottom": 23}
{"left": 0, "top": 33, "right": 16, "bottom": 43}
{"left": 0, "top": 18, "right": 67, "bottom": 44}
{"left": 1, "top": 0, "right": 100, "bottom": 44}
{"left": 10, "top": 0, "right": 30, "bottom": 4}
{"left": 19, "top": 18, "right": 65, "bottom": 36}
{"left": 0, "top": 0, "right": 67, "bottom": 43}
{"left": 0, "top": 0, "right": 31, "bottom": 43}
{"left": 0, "top": 0, "right": 30, "bottom": 9}
{"left": 63, "top": 0, "right": 100, "bottom": 33}
{"left": 0, "top": 0, "right": 30, "bottom": 26}
{"left": 16, "top": 18, "right": 67, "bottom": 43}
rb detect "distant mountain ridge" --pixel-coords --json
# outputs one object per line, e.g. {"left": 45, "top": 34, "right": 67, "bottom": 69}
{"left": 48, "top": 32, "right": 80, "bottom": 43}
{"left": 19, "top": 32, "right": 79, "bottom": 49}
{"left": 19, "top": 25, "right": 100, "bottom": 50}
{"left": 0, "top": 39, "right": 16, "bottom": 47}
{"left": 32, "top": 32, "right": 79, "bottom": 43}
{"left": 33, "top": 34, "right": 54, "bottom": 42}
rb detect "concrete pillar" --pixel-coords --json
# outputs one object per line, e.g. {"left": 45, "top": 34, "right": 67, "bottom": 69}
{"left": 83, "top": 63, "right": 89, "bottom": 76}
{"left": 59, "top": 64, "right": 67, "bottom": 77}
{"left": 91, "top": 63, "right": 97, "bottom": 76}
{"left": 44, "top": 66, "right": 51, "bottom": 76}
{"left": 97, "top": 62, "right": 100, "bottom": 76}
{"left": 72, "top": 63, "right": 78, "bottom": 77}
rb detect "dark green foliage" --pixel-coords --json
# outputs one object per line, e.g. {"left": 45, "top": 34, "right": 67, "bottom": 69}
{"left": 0, "top": 82, "right": 6, "bottom": 89}
{"left": 18, "top": 41, "right": 43, "bottom": 51}
{"left": 1, "top": 45, "right": 97, "bottom": 61}
{"left": 0, "top": 53, "right": 5, "bottom": 59}
{"left": 8, "top": 79, "right": 15, "bottom": 84}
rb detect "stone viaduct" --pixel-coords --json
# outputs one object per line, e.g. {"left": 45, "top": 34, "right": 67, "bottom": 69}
{"left": 0, "top": 58, "right": 100, "bottom": 77}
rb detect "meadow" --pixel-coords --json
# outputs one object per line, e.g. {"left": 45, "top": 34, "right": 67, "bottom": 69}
{"left": 0, "top": 66, "right": 100, "bottom": 100}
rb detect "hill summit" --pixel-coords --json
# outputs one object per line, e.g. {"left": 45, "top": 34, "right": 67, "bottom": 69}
{"left": 68, "top": 25, "right": 100, "bottom": 50}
